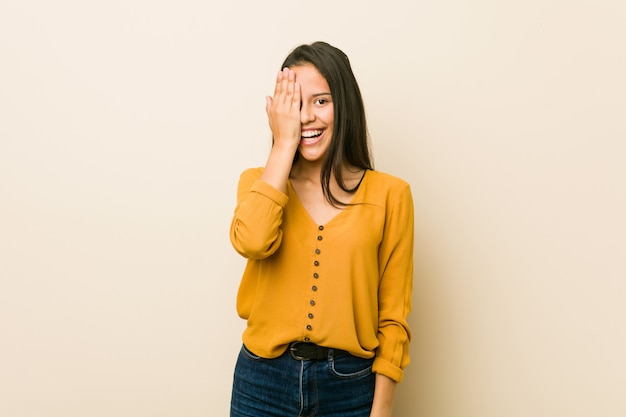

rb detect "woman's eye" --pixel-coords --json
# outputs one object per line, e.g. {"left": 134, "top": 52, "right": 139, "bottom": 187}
{"left": 315, "top": 98, "right": 328, "bottom": 105}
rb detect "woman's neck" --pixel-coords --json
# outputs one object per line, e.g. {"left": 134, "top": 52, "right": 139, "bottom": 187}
{"left": 290, "top": 159, "right": 323, "bottom": 183}
{"left": 290, "top": 159, "right": 365, "bottom": 190}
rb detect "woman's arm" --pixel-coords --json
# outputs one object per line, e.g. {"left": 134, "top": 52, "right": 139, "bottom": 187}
{"left": 229, "top": 68, "right": 301, "bottom": 258}
{"left": 372, "top": 182, "right": 414, "bottom": 381}
{"left": 370, "top": 373, "right": 397, "bottom": 417}
{"left": 230, "top": 169, "right": 288, "bottom": 259}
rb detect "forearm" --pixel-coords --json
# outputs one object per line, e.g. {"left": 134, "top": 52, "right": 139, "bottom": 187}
{"left": 259, "top": 143, "right": 297, "bottom": 193}
{"left": 370, "top": 373, "right": 397, "bottom": 417}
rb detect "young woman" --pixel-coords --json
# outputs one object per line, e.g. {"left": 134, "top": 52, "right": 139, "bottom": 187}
{"left": 229, "top": 41, "right": 414, "bottom": 417}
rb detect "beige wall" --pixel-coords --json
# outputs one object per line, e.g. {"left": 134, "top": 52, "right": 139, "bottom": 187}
{"left": 1, "top": 1, "right": 624, "bottom": 416}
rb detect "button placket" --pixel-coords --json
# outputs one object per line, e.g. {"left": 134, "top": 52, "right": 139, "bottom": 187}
{"left": 305, "top": 225, "right": 324, "bottom": 337}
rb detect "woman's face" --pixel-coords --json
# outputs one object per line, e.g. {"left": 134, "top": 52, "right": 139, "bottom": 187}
{"left": 292, "top": 64, "right": 334, "bottom": 164}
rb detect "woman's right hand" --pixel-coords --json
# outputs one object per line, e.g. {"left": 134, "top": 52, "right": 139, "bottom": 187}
{"left": 265, "top": 67, "right": 301, "bottom": 152}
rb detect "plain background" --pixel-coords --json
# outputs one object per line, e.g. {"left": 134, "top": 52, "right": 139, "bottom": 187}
{"left": 1, "top": 0, "right": 625, "bottom": 416}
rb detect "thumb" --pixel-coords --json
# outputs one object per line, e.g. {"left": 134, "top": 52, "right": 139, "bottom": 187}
{"left": 265, "top": 96, "right": 272, "bottom": 115}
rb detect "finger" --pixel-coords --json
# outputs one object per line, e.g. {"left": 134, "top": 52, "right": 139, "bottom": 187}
{"left": 273, "top": 70, "right": 283, "bottom": 99}
{"left": 292, "top": 81, "right": 301, "bottom": 109}
{"left": 265, "top": 96, "right": 272, "bottom": 115}
{"left": 279, "top": 68, "right": 293, "bottom": 104}
{"left": 285, "top": 70, "right": 295, "bottom": 105}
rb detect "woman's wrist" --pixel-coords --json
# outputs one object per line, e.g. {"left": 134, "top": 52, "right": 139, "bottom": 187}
{"left": 260, "top": 144, "right": 297, "bottom": 193}
{"left": 370, "top": 373, "right": 397, "bottom": 417}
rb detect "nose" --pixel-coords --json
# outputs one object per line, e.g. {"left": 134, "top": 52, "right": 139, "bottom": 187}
{"left": 300, "top": 103, "right": 315, "bottom": 124}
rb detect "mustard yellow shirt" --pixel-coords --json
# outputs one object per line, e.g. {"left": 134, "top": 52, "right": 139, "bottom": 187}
{"left": 230, "top": 167, "right": 414, "bottom": 382}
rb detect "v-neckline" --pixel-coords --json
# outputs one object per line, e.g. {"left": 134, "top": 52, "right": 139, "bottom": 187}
{"left": 287, "top": 170, "right": 368, "bottom": 227}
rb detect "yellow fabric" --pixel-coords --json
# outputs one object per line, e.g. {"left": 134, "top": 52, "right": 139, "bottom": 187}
{"left": 230, "top": 167, "right": 414, "bottom": 382}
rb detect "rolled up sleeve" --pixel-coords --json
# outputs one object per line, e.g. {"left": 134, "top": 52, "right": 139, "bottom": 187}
{"left": 230, "top": 169, "right": 289, "bottom": 260}
{"left": 372, "top": 183, "right": 414, "bottom": 382}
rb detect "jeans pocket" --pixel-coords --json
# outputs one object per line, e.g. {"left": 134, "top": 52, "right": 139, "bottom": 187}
{"left": 329, "top": 354, "right": 374, "bottom": 379}
{"left": 240, "top": 344, "right": 263, "bottom": 361}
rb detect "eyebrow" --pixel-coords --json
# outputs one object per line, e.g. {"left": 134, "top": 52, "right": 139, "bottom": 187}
{"left": 311, "top": 92, "right": 331, "bottom": 97}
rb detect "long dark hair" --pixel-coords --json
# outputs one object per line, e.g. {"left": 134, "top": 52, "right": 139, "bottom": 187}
{"left": 281, "top": 41, "right": 373, "bottom": 207}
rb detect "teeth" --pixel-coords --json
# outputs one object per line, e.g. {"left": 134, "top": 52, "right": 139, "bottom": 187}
{"left": 301, "top": 130, "right": 322, "bottom": 138}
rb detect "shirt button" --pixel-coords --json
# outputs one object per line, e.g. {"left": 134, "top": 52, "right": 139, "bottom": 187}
{"left": 317, "top": 235, "right": 323, "bottom": 241}
{"left": 313, "top": 273, "right": 319, "bottom": 279}
{"left": 315, "top": 249, "right": 321, "bottom": 254}
{"left": 304, "top": 337, "right": 310, "bottom": 342}
{"left": 312, "top": 286, "right": 317, "bottom": 291}
{"left": 318, "top": 225, "right": 324, "bottom": 231}
{"left": 308, "top": 313, "right": 314, "bottom": 319}
{"left": 314, "top": 260, "right": 319, "bottom": 266}
{"left": 310, "top": 300, "right": 316, "bottom": 306}
{"left": 306, "top": 325, "right": 312, "bottom": 330}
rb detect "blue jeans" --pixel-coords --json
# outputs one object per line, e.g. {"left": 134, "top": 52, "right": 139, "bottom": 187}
{"left": 230, "top": 344, "right": 375, "bottom": 417}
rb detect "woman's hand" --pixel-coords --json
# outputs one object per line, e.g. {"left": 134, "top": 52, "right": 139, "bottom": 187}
{"left": 259, "top": 68, "right": 301, "bottom": 193}
{"left": 265, "top": 67, "right": 301, "bottom": 152}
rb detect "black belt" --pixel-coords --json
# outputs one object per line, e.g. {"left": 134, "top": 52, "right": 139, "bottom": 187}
{"left": 288, "top": 342, "right": 347, "bottom": 360}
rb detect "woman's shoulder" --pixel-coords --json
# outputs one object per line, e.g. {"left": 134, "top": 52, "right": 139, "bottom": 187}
{"left": 364, "top": 169, "right": 411, "bottom": 191}
{"left": 357, "top": 170, "right": 412, "bottom": 207}
{"left": 239, "top": 167, "right": 265, "bottom": 181}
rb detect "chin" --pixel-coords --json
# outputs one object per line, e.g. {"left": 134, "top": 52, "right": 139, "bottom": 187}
{"left": 298, "top": 144, "right": 329, "bottom": 163}
{"left": 298, "top": 155, "right": 323, "bottom": 164}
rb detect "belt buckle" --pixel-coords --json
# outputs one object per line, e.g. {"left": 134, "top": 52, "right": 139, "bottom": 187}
{"left": 289, "top": 342, "right": 307, "bottom": 360}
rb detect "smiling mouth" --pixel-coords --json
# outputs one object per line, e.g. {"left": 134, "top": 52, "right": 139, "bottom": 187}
{"left": 301, "top": 129, "right": 323, "bottom": 143}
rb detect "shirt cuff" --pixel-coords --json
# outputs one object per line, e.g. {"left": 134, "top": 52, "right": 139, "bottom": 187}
{"left": 250, "top": 180, "right": 289, "bottom": 207}
{"left": 372, "top": 356, "right": 404, "bottom": 383}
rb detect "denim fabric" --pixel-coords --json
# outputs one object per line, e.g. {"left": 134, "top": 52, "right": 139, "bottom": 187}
{"left": 231, "top": 344, "right": 375, "bottom": 417}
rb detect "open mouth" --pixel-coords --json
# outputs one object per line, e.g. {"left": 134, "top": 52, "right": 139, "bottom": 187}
{"left": 301, "top": 129, "right": 324, "bottom": 144}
